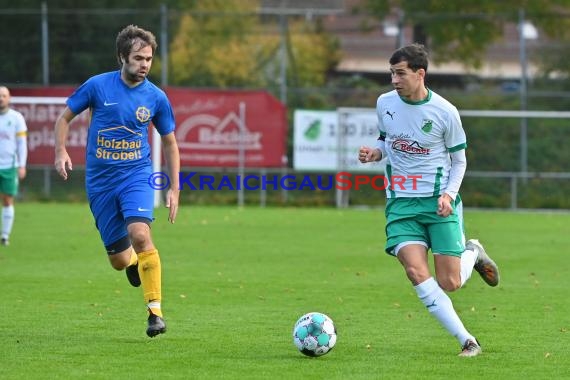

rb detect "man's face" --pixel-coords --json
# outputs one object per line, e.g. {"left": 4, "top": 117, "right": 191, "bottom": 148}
{"left": 0, "top": 88, "right": 10, "bottom": 111}
{"left": 122, "top": 41, "right": 153, "bottom": 84}
{"left": 390, "top": 61, "right": 424, "bottom": 98}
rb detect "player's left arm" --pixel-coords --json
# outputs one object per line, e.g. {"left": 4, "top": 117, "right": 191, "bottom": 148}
{"left": 16, "top": 113, "right": 28, "bottom": 180}
{"left": 161, "top": 132, "right": 180, "bottom": 223}
{"left": 438, "top": 149, "right": 466, "bottom": 217}
{"left": 438, "top": 109, "right": 467, "bottom": 217}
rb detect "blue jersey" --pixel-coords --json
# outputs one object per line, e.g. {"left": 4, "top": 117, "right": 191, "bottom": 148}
{"left": 66, "top": 71, "right": 175, "bottom": 193}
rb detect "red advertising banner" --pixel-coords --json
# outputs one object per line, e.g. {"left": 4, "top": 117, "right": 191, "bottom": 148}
{"left": 11, "top": 87, "right": 88, "bottom": 165}
{"left": 167, "top": 89, "right": 287, "bottom": 168}
{"left": 10, "top": 87, "right": 287, "bottom": 168}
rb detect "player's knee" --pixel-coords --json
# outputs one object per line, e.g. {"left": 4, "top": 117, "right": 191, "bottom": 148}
{"left": 404, "top": 266, "right": 430, "bottom": 285}
{"left": 111, "top": 261, "right": 127, "bottom": 271}
{"left": 437, "top": 276, "right": 461, "bottom": 292}
{"left": 109, "top": 255, "right": 130, "bottom": 271}
{"left": 129, "top": 229, "right": 151, "bottom": 251}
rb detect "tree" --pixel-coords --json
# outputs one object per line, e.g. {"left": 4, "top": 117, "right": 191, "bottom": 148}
{"left": 168, "top": 0, "right": 341, "bottom": 89}
{"left": 0, "top": 0, "right": 340, "bottom": 89}
{"left": 169, "top": 0, "right": 264, "bottom": 87}
{"left": 363, "top": 0, "right": 570, "bottom": 69}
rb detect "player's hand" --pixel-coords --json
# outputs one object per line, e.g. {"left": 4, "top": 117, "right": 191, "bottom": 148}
{"left": 165, "top": 188, "right": 180, "bottom": 224}
{"left": 18, "top": 167, "right": 26, "bottom": 180}
{"left": 54, "top": 149, "right": 73, "bottom": 180}
{"left": 437, "top": 193, "right": 453, "bottom": 217}
{"left": 359, "top": 146, "right": 381, "bottom": 163}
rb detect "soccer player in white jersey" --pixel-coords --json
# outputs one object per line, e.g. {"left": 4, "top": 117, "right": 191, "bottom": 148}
{"left": 0, "top": 86, "right": 28, "bottom": 246}
{"left": 358, "top": 44, "right": 500, "bottom": 357}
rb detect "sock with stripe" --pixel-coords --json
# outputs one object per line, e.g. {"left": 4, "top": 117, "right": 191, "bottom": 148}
{"left": 414, "top": 277, "right": 476, "bottom": 345}
{"left": 138, "top": 249, "right": 162, "bottom": 317}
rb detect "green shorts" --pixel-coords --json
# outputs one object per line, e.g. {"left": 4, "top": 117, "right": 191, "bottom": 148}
{"left": 0, "top": 168, "right": 18, "bottom": 196}
{"left": 384, "top": 195, "right": 465, "bottom": 257}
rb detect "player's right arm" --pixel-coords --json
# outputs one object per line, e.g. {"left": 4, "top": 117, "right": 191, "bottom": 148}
{"left": 54, "top": 107, "right": 77, "bottom": 180}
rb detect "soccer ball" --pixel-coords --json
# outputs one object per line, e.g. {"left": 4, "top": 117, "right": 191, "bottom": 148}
{"left": 293, "top": 312, "right": 337, "bottom": 357}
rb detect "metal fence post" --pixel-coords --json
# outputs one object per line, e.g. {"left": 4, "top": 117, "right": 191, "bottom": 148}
{"left": 510, "top": 174, "right": 518, "bottom": 210}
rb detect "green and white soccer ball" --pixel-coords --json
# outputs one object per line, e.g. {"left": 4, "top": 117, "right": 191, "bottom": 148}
{"left": 293, "top": 312, "right": 337, "bottom": 357}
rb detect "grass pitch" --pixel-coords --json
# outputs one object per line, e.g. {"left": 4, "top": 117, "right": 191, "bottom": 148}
{"left": 1, "top": 203, "right": 568, "bottom": 379}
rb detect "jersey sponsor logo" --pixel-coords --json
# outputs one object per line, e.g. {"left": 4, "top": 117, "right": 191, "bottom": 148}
{"left": 385, "top": 110, "right": 395, "bottom": 120}
{"left": 137, "top": 207, "right": 151, "bottom": 212}
{"left": 392, "top": 139, "right": 430, "bottom": 155}
{"left": 95, "top": 127, "right": 143, "bottom": 161}
{"left": 136, "top": 106, "right": 151, "bottom": 123}
{"left": 421, "top": 119, "right": 433, "bottom": 133}
{"left": 103, "top": 101, "right": 118, "bottom": 106}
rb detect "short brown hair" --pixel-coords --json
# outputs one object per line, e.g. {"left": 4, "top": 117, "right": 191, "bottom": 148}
{"left": 116, "top": 25, "right": 158, "bottom": 65}
{"left": 389, "top": 43, "right": 429, "bottom": 72}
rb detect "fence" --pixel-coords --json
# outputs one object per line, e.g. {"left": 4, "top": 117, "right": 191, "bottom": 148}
{"left": 333, "top": 107, "right": 570, "bottom": 210}
{"left": 5, "top": 5, "right": 570, "bottom": 209}
{"left": 2, "top": 4, "right": 569, "bottom": 109}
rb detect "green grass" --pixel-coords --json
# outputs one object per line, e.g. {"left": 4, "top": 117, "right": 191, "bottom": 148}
{"left": 1, "top": 203, "right": 569, "bottom": 379}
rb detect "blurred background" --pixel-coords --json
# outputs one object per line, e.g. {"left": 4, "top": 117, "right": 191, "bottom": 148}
{"left": 1, "top": 0, "right": 569, "bottom": 209}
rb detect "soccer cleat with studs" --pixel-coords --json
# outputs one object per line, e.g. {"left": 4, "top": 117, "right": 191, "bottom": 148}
{"left": 125, "top": 263, "right": 141, "bottom": 287}
{"left": 146, "top": 313, "right": 167, "bottom": 337}
{"left": 458, "top": 339, "right": 482, "bottom": 357}
{"left": 1, "top": 238, "right": 9, "bottom": 246}
{"left": 467, "top": 239, "right": 500, "bottom": 287}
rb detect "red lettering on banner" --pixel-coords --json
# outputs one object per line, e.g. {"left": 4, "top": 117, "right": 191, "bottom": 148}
{"left": 167, "top": 89, "right": 287, "bottom": 168}
{"left": 12, "top": 88, "right": 287, "bottom": 168}
{"left": 11, "top": 87, "right": 88, "bottom": 165}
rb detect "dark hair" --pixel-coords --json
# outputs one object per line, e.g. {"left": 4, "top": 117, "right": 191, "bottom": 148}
{"left": 116, "top": 25, "right": 158, "bottom": 65}
{"left": 389, "top": 43, "right": 429, "bottom": 72}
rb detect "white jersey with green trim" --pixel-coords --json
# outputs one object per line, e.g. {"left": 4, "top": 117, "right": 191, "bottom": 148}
{"left": 376, "top": 89, "right": 466, "bottom": 198}
{"left": 0, "top": 108, "right": 27, "bottom": 169}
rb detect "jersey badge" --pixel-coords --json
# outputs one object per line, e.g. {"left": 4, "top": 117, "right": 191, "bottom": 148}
{"left": 136, "top": 106, "right": 151, "bottom": 123}
{"left": 421, "top": 119, "right": 433, "bottom": 133}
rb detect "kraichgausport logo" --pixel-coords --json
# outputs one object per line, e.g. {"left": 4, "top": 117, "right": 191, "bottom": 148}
{"left": 147, "top": 171, "right": 422, "bottom": 192}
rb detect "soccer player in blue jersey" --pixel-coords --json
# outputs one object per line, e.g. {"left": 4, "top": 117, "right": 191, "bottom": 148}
{"left": 359, "top": 44, "right": 499, "bottom": 357}
{"left": 54, "top": 25, "right": 180, "bottom": 337}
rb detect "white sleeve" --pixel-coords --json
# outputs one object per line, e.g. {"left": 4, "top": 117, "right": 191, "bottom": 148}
{"left": 444, "top": 106, "right": 466, "bottom": 151}
{"left": 375, "top": 96, "right": 387, "bottom": 158}
{"left": 17, "top": 135, "right": 27, "bottom": 167}
{"left": 444, "top": 149, "right": 466, "bottom": 200}
{"left": 15, "top": 112, "right": 28, "bottom": 167}
{"left": 375, "top": 138, "right": 386, "bottom": 158}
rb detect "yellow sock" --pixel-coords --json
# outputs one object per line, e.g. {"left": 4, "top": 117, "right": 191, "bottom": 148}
{"left": 138, "top": 249, "right": 162, "bottom": 317}
{"left": 128, "top": 248, "right": 138, "bottom": 266}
